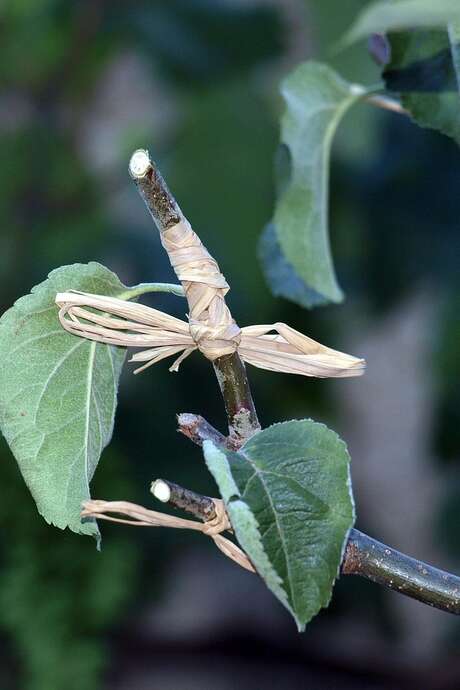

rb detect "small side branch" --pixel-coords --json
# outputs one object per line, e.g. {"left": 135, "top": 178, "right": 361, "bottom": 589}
{"left": 171, "top": 417, "right": 460, "bottom": 615}
{"left": 177, "top": 413, "right": 226, "bottom": 448}
{"left": 342, "top": 529, "right": 460, "bottom": 615}
{"left": 151, "top": 478, "right": 217, "bottom": 522}
{"left": 82, "top": 490, "right": 255, "bottom": 573}
{"left": 212, "top": 353, "right": 260, "bottom": 447}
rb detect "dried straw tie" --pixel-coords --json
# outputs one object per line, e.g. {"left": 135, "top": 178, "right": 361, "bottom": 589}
{"left": 57, "top": 150, "right": 364, "bottom": 573}
{"left": 55, "top": 214, "right": 365, "bottom": 378}
{"left": 82, "top": 496, "right": 255, "bottom": 573}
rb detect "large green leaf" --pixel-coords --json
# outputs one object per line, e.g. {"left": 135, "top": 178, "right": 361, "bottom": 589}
{"left": 384, "top": 30, "right": 460, "bottom": 144}
{"left": 203, "top": 420, "right": 355, "bottom": 630}
{"left": 0, "top": 263, "right": 127, "bottom": 541}
{"left": 343, "top": 0, "right": 460, "bottom": 45}
{"left": 262, "top": 62, "right": 364, "bottom": 308}
{"left": 259, "top": 223, "right": 322, "bottom": 309}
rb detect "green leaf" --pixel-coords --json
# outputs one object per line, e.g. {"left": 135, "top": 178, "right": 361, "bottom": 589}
{"left": 0, "top": 262, "right": 127, "bottom": 541}
{"left": 264, "top": 62, "right": 365, "bottom": 308}
{"left": 259, "top": 224, "right": 326, "bottom": 309}
{"left": 343, "top": 0, "right": 460, "bottom": 45}
{"left": 203, "top": 420, "right": 355, "bottom": 630}
{"left": 384, "top": 30, "right": 460, "bottom": 144}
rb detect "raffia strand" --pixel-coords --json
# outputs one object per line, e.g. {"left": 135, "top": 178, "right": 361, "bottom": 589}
{"left": 81, "top": 499, "right": 255, "bottom": 573}
{"left": 56, "top": 290, "right": 364, "bottom": 378}
{"left": 56, "top": 149, "right": 364, "bottom": 378}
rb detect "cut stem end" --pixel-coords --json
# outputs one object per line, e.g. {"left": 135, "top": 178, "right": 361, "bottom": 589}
{"left": 151, "top": 479, "right": 172, "bottom": 503}
{"left": 129, "top": 149, "right": 152, "bottom": 179}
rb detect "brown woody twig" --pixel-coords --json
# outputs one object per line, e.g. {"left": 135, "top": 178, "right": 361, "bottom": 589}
{"left": 151, "top": 478, "right": 216, "bottom": 522}
{"left": 130, "top": 150, "right": 260, "bottom": 448}
{"left": 177, "top": 413, "right": 226, "bottom": 449}
{"left": 127, "top": 152, "right": 460, "bottom": 616}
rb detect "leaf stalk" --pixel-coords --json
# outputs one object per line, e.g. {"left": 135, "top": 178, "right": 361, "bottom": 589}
{"left": 117, "top": 282, "right": 185, "bottom": 301}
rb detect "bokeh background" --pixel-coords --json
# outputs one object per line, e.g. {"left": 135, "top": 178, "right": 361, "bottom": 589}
{"left": 1, "top": 1, "right": 459, "bottom": 689}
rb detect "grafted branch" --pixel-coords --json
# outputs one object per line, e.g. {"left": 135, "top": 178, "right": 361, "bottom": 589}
{"left": 147, "top": 470, "right": 460, "bottom": 615}
{"left": 128, "top": 152, "right": 460, "bottom": 617}
{"left": 130, "top": 149, "right": 260, "bottom": 446}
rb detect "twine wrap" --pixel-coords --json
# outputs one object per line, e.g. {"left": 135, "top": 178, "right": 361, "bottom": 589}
{"left": 81, "top": 498, "right": 255, "bottom": 573}
{"left": 56, "top": 149, "right": 365, "bottom": 377}
{"left": 56, "top": 290, "right": 365, "bottom": 378}
{"left": 62, "top": 151, "right": 365, "bottom": 574}
{"left": 160, "top": 219, "right": 241, "bottom": 360}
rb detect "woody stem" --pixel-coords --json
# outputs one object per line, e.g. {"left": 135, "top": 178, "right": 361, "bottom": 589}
{"left": 212, "top": 353, "right": 260, "bottom": 447}
{"left": 129, "top": 150, "right": 260, "bottom": 446}
{"left": 151, "top": 478, "right": 217, "bottom": 522}
{"left": 176, "top": 413, "right": 460, "bottom": 614}
{"left": 128, "top": 150, "right": 460, "bottom": 615}
{"left": 342, "top": 529, "right": 460, "bottom": 614}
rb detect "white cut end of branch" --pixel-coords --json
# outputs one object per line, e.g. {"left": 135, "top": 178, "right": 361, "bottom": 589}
{"left": 129, "top": 149, "right": 151, "bottom": 179}
{"left": 151, "top": 479, "right": 171, "bottom": 503}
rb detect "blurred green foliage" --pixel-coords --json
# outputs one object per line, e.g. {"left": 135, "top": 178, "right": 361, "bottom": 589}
{"left": 0, "top": 0, "right": 459, "bottom": 687}
{"left": 385, "top": 29, "right": 460, "bottom": 144}
{"left": 0, "top": 449, "right": 137, "bottom": 690}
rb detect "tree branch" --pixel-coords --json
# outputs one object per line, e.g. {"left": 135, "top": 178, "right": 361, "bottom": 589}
{"left": 342, "top": 529, "right": 460, "bottom": 614}
{"left": 176, "top": 415, "right": 460, "bottom": 615}
{"left": 151, "top": 478, "right": 217, "bottom": 522}
{"left": 177, "top": 413, "right": 226, "bottom": 448}
{"left": 128, "top": 151, "right": 460, "bottom": 616}
{"left": 129, "top": 150, "right": 260, "bottom": 446}
{"left": 212, "top": 353, "right": 260, "bottom": 447}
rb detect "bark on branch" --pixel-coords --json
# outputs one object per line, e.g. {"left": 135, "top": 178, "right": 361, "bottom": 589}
{"left": 130, "top": 150, "right": 260, "bottom": 447}
{"left": 342, "top": 529, "right": 460, "bottom": 614}
{"left": 177, "top": 413, "right": 226, "bottom": 448}
{"left": 151, "top": 473, "right": 460, "bottom": 615}
{"left": 129, "top": 152, "right": 460, "bottom": 617}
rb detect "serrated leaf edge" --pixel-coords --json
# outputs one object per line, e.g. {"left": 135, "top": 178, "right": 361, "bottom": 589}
{"left": 207, "top": 419, "right": 356, "bottom": 629}
{"left": 203, "top": 440, "right": 299, "bottom": 626}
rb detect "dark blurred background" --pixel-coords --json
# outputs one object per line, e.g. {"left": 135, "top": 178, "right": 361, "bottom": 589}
{"left": 1, "top": 1, "right": 459, "bottom": 689}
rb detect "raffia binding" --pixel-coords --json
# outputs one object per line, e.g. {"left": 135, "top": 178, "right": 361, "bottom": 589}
{"left": 56, "top": 149, "right": 365, "bottom": 377}
{"left": 161, "top": 219, "right": 241, "bottom": 360}
{"left": 81, "top": 498, "right": 255, "bottom": 573}
{"left": 56, "top": 289, "right": 365, "bottom": 377}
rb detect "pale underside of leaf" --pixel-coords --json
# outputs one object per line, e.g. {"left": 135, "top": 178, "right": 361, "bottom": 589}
{"left": 259, "top": 223, "right": 326, "bottom": 308}
{"left": 263, "top": 62, "right": 364, "bottom": 308}
{"left": 203, "top": 440, "right": 291, "bottom": 615}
